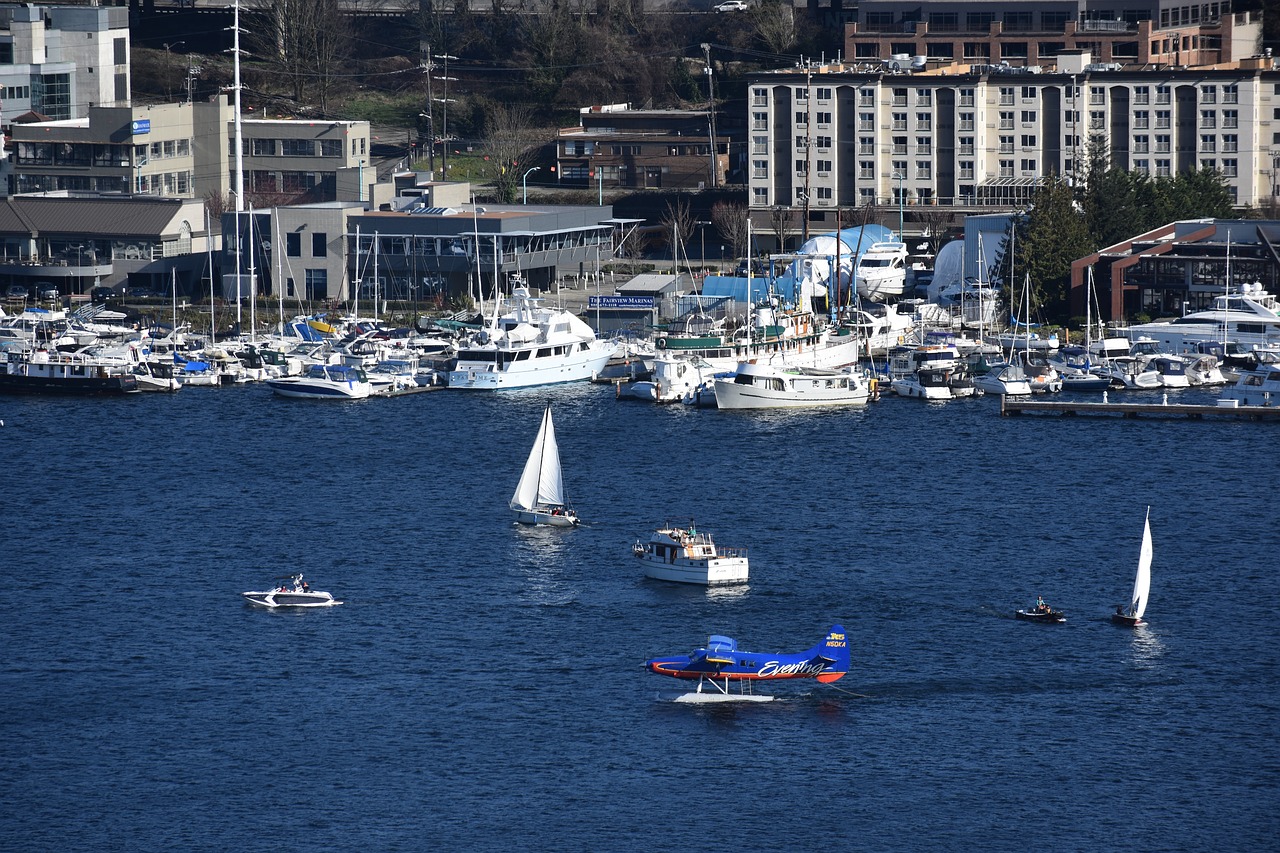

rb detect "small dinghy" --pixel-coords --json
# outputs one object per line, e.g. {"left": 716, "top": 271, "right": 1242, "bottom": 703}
{"left": 242, "top": 573, "right": 341, "bottom": 608}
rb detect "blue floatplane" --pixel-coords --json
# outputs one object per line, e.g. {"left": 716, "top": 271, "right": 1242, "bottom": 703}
{"left": 646, "top": 625, "right": 849, "bottom": 703}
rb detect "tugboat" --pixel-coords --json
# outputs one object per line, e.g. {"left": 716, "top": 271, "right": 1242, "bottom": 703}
{"left": 633, "top": 522, "right": 748, "bottom": 586}
{"left": 1016, "top": 596, "right": 1066, "bottom": 624}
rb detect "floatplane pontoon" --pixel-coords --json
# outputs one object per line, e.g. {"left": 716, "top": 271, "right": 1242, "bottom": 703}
{"left": 645, "top": 625, "right": 849, "bottom": 703}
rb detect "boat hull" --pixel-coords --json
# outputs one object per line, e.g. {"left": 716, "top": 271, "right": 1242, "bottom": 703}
{"left": 638, "top": 555, "right": 749, "bottom": 586}
{"left": 448, "top": 347, "right": 614, "bottom": 390}
{"left": 266, "top": 380, "right": 371, "bottom": 399}
{"left": 1111, "top": 613, "right": 1142, "bottom": 627}
{"left": 0, "top": 372, "right": 138, "bottom": 395}
{"left": 242, "top": 591, "right": 340, "bottom": 608}
{"left": 513, "top": 508, "right": 579, "bottom": 527}
{"left": 1016, "top": 608, "right": 1066, "bottom": 624}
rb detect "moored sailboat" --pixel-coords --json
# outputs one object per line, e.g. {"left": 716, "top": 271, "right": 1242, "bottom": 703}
{"left": 511, "top": 406, "right": 579, "bottom": 527}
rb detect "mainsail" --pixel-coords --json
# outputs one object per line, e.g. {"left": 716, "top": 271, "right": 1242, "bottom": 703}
{"left": 1131, "top": 508, "right": 1153, "bottom": 619}
{"left": 511, "top": 407, "right": 565, "bottom": 511}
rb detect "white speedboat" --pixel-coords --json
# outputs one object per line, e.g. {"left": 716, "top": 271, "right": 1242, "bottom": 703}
{"left": 854, "top": 241, "right": 908, "bottom": 301}
{"left": 1185, "top": 354, "right": 1228, "bottom": 386}
{"left": 891, "top": 367, "right": 953, "bottom": 400}
{"left": 447, "top": 286, "right": 617, "bottom": 390}
{"left": 1098, "top": 356, "right": 1161, "bottom": 390}
{"left": 972, "top": 362, "right": 1032, "bottom": 396}
{"left": 1219, "top": 353, "right": 1280, "bottom": 406}
{"left": 266, "top": 364, "right": 372, "bottom": 399}
{"left": 510, "top": 406, "right": 580, "bottom": 527}
{"left": 626, "top": 354, "right": 723, "bottom": 405}
{"left": 713, "top": 361, "right": 873, "bottom": 409}
{"left": 1146, "top": 355, "right": 1190, "bottom": 388}
{"left": 634, "top": 523, "right": 748, "bottom": 586}
{"left": 242, "top": 574, "right": 341, "bottom": 608}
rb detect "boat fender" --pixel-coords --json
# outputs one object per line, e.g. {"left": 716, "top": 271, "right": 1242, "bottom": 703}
{"left": 656, "top": 338, "right": 667, "bottom": 349}
{"left": 897, "top": 335, "right": 904, "bottom": 345}
{"left": 869, "top": 378, "right": 878, "bottom": 393}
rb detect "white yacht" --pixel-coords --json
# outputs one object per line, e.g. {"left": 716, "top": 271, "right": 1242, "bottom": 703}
{"left": 627, "top": 354, "right": 723, "bottom": 405}
{"left": 854, "top": 241, "right": 908, "bottom": 301}
{"left": 973, "top": 361, "right": 1033, "bottom": 396}
{"left": 1219, "top": 351, "right": 1280, "bottom": 406}
{"left": 713, "top": 361, "right": 873, "bottom": 409}
{"left": 1124, "top": 282, "right": 1280, "bottom": 352}
{"left": 1185, "top": 354, "right": 1228, "bottom": 386}
{"left": 447, "top": 287, "right": 617, "bottom": 390}
{"left": 634, "top": 523, "right": 748, "bottom": 586}
{"left": 266, "top": 363, "right": 372, "bottom": 399}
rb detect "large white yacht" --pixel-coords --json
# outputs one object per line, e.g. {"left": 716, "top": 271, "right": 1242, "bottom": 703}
{"left": 854, "top": 241, "right": 908, "bottom": 301}
{"left": 634, "top": 523, "right": 748, "bottom": 586}
{"left": 448, "top": 287, "right": 616, "bottom": 389}
{"left": 713, "top": 361, "right": 874, "bottom": 409}
{"left": 1124, "top": 282, "right": 1280, "bottom": 352}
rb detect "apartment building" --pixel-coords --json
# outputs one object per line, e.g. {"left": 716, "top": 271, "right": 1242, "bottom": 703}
{"left": 0, "top": 4, "right": 130, "bottom": 126}
{"left": 845, "top": 2, "right": 1262, "bottom": 68}
{"left": 746, "top": 51, "right": 1278, "bottom": 239}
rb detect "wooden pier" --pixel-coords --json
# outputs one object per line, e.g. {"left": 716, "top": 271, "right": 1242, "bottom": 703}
{"left": 1000, "top": 396, "right": 1280, "bottom": 421}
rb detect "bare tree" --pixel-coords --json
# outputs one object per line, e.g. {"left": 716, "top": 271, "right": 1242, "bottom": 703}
{"left": 248, "top": 0, "right": 347, "bottom": 112}
{"left": 659, "top": 197, "right": 696, "bottom": 270}
{"left": 752, "top": 1, "right": 798, "bottom": 55}
{"left": 769, "top": 204, "right": 791, "bottom": 253}
{"left": 484, "top": 102, "right": 548, "bottom": 203}
{"left": 711, "top": 200, "right": 749, "bottom": 260}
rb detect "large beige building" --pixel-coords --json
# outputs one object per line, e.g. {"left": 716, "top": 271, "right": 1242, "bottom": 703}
{"left": 746, "top": 50, "right": 1280, "bottom": 238}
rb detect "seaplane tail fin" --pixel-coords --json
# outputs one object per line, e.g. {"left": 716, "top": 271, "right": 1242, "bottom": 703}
{"left": 813, "top": 624, "right": 850, "bottom": 683}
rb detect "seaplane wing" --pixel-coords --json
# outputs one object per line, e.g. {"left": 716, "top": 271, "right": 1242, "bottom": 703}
{"left": 646, "top": 625, "right": 849, "bottom": 683}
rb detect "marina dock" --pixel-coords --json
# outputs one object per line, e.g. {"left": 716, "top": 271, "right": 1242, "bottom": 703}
{"left": 1000, "top": 396, "right": 1280, "bottom": 420}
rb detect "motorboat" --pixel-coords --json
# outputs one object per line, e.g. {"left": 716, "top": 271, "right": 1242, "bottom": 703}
{"left": 243, "top": 573, "right": 341, "bottom": 608}
{"left": 1147, "top": 355, "right": 1191, "bottom": 388}
{"left": 1013, "top": 350, "right": 1062, "bottom": 393}
{"left": 0, "top": 347, "right": 139, "bottom": 395}
{"left": 972, "top": 361, "right": 1032, "bottom": 396}
{"left": 854, "top": 241, "right": 908, "bottom": 302}
{"left": 510, "top": 406, "right": 580, "bottom": 527}
{"left": 839, "top": 301, "right": 916, "bottom": 357}
{"left": 1184, "top": 354, "right": 1228, "bottom": 386}
{"left": 713, "top": 361, "right": 873, "bottom": 410}
{"left": 625, "top": 354, "right": 724, "bottom": 405}
{"left": 447, "top": 286, "right": 617, "bottom": 389}
{"left": 1218, "top": 353, "right": 1280, "bottom": 406}
{"left": 634, "top": 522, "right": 748, "bottom": 586}
{"left": 1097, "top": 356, "right": 1161, "bottom": 390}
{"left": 1016, "top": 599, "right": 1066, "bottom": 624}
{"left": 266, "top": 363, "right": 372, "bottom": 399}
{"left": 1112, "top": 509, "right": 1152, "bottom": 627}
{"left": 890, "top": 366, "right": 953, "bottom": 400}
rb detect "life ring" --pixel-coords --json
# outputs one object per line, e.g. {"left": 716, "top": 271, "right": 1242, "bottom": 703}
{"left": 869, "top": 378, "right": 878, "bottom": 393}
{"left": 656, "top": 337, "right": 667, "bottom": 349}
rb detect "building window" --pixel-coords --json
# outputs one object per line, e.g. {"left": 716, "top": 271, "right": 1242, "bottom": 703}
{"left": 859, "top": 137, "right": 875, "bottom": 154}
{"left": 859, "top": 162, "right": 875, "bottom": 179}
{"left": 959, "top": 88, "right": 975, "bottom": 107}
{"left": 816, "top": 159, "right": 832, "bottom": 173}
{"left": 814, "top": 135, "right": 832, "bottom": 149}
{"left": 753, "top": 112, "right": 768, "bottom": 130}
{"left": 752, "top": 87, "right": 767, "bottom": 105}
{"left": 959, "top": 161, "right": 974, "bottom": 179}
{"left": 304, "top": 269, "right": 328, "bottom": 300}
{"left": 1134, "top": 86, "right": 1150, "bottom": 105}
{"left": 959, "top": 136, "right": 974, "bottom": 155}
{"left": 1222, "top": 134, "right": 1238, "bottom": 153}
{"left": 1156, "top": 135, "right": 1171, "bottom": 153}
{"left": 1222, "top": 110, "right": 1238, "bottom": 128}
{"left": 916, "top": 113, "right": 932, "bottom": 131}
{"left": 1155, "top": 159, "right": 1171, "bottom": 177}
{"left": 1134, "top": 159, "right": 1149, "bottom": 174}
{"left": 312, "top": 233, "right": 327, "bottom": 257}
{"left": 1156, "top": 85, "right": 1171, "bottom": 104}
{"left": 1156, "top": 110, "right": 1171, "bottom": 129}
{"left": 917, "top": 137, "right": 932, "bottom": 154}
{"left": 1021, "top": 134, "right": 1037, "bottom": 147}
{"left": 286, "top": 233, "right": 301, "bottom": 257}
{"left": 1200, "top": 159, "right": 1217, "bottom": 171}
{"left": 959, "top": 112, "right": 974, "bottom": 131}
{"left": 752, "top": 135, "right": 768, "bottom": 155}
{"left": 999, "top": 111, "right": 1014, "bottom": 130}
{"left": 892, "top": 112, "right": 907, "bottom": 131}
{"left": 859, "top": 88, "right": 875, "bottom": 106}
{"left": 1090, "top": 86, "right": 1105, "bottom": 105}
{"left": 1201, "top": 85, "right": 1216, "bottom": 103}
{"left": 859, "top": 113, "right": 875, "bottom": 131}
{"left": 752, "top": 159, "right": 768, "bottom": 179}
{"left": 1021, "top": 86, "right": 1037, "bottom": 100}
{"left": 1201, "top": 135, "right": 1216, "bottom": 152}
{"left": 1021, "top": 158, "right": 1037, "bottom": 173}
{"left": 1201, "top": 110, "right": 1217, "bottom": 129}
{"left": 999, "top": 159, "right": 1014, "bottom": 177}
{"left": 930, "top": 12, "right": 958, "bottom": 31}
{"left": 916, "top": 89, "right": 932, "bottom": 106}
{"left": 999, "top": 87, "right": 1015, "bottom": 106}
{"left": 795, "top": 86, "right": 808, "bottom": 101}
{"left": 816, "top": 186, "right": 833, "bottom": 200}
{"left": 1222, "top": 158, "right": 1237, "bottom": 177}
{"left": 916, "top": 161, "right": 931, "bottom": 179}
{"left": 1134, "top": 110, "right": 1149, "bottom": 129}
{"left": 752, "top": 187, "right": 768, "bottom": 204}
{"left": 1021, "top": 110, "right": 1037, "bottom": 124}
{"left": 892, "top": 88, "right": 907, "bottom": 106}
{"left": 1089, "top": 111, "right": 1105, "bottom": 130}
{"left": 816, "top": 87, "right": 832, "bottom": 101}
{"left": 1133, "top": 135, "right": 1149, "bottom": 153}
{"left": 893, "top": 136, "right": 908, "bottom": 155}
{"left": 999, "top": 135, "right": 1014, "bottom": 154}
{"left": 816, "top": 112, "right": 832, "bottom": 125}
{"left": 794, "top": 160, "right": 808, "bottom": 174}
{"left": 1223, "top": 84, "right": 1238, "bottom": 104}
{"left": 794, "top": 111, "right": 807, "bottom": 126}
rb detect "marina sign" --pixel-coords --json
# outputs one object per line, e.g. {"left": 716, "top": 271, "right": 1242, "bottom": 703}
{"left": 131, "top": 119, "right": 151, "bottom": 135}
{"left": 588, "top": 295, "right": 655, "bottom": 309}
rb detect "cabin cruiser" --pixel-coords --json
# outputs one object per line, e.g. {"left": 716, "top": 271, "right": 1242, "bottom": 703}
{"left": 713, "top": 361, "right": 874, "bottom": 409}
{"left": 839, "top": 301, "right": 915, "bottom": 357}
{"left": 1013, "top": 350, "right": 1063, "bottom": 393}
{"left": 1097, "top": 356, "right": 1161, "bottom": 390}
{"left": 242, "top": 574, "right": 341, "bottom": 608}
{"left": 447, "top": 286, "right": 617, "bottom": 389}
{"left": 1123, "top": 282, "right": 1280, "bottom": 353}
{"left": 1185, "top": 354, "right": 1228, "bottom": 386}
{"left": 0, "top": 347, "right": 139, "bottom": 394}
{"left": 1219, "top": 352, "right": 1280, "bottom": 406}
{"left": 854, "top": 241, "right": 908, "bottom": 302}
{"left": 634, "top": 523, "right": 748, "bottom": 586}
{"left": 972, "top": 361, "right": 1033, "bottom": 396}
{"left": 266, "top": 363, "right": 372, "bottom": 399}
{"left": 626, "top": 354, "right": 723, "bottom": 405}
{"left": 891, "top": 366, "right": 954, "bottom": 400}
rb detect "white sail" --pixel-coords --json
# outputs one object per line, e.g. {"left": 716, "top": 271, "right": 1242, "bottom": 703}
{"left": 510, "top": 407, "right": 565, "bottom": 511}
{"left": 1131, "top": 507, "right": 1153, "bottom": 619}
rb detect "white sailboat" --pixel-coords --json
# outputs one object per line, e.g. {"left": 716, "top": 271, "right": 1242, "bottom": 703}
{"left": 511, "top": 406, "right": 579, "bottom": 527}
{"left": 1112, "top": 507, "right": 1152, "bottom": 626}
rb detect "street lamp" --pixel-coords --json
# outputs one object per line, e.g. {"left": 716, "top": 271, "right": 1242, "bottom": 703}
{"left": 163, "top": 41, "right": 185, "bottom": 101}
{"left": 522, "top": 166, "right": 541, "bottom": 204}
{"left": 892, "top": 171, "right": 905, "bottom": 239}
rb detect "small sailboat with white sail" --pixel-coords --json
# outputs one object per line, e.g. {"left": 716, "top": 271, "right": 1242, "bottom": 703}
{"left": 1112, "top": 507, "right": 1152, "bottom": 627}
{"left": 511, "top": 406, "right": 579, "bottom": 527}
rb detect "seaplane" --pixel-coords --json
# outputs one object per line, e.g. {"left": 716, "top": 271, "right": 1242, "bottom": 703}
{"left": 645, "top": 625, "right": 849, "bottom": 703}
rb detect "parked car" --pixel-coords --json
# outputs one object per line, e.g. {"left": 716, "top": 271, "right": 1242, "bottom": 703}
{"left": 5, "top": 284, "right": 29, "bottom": 299}
{"left": 715, "top": 0, "right": 749, "bottom": 11}
{"left": 35, "top": 283, "right": 59, "bottom": 300}
{"left": 92, "top": 285, "right": 124, "bottom": 303}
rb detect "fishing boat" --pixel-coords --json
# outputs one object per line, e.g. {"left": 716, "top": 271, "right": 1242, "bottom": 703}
{"left": 511, "top": 406, "right": 579, "bottom": 527}
{"left": 712, "top": 361, "right": 873, "bottom": 410}
{"left": 633, "top": 522, "right": 748, "bottom": 586}
{"left": 1112, "top": 508, "right": 1153, "bottom": 627}
{"left": 1016, "top": 597, "right": 1066, "bottom": 624}
{"left": 265, "top": 363, "right": 372, "bottom": 399}
{"left": 242, "top": 574, "right": 341, "bottom": 608}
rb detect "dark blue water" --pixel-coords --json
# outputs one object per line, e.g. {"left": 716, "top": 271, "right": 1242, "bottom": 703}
{"left": 3, "top": 385, "right": 1278, "bottom": 851}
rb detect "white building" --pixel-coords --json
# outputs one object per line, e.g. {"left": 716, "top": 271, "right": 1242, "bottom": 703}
{"left": 746, "top": 52, "right": 1279, "bottom": 237}
{"left": 0, "top": 4, "right": 129, "bottom": 126}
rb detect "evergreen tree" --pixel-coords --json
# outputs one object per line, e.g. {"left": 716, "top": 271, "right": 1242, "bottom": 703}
{"left": 1007, "top": 178, "right": 1093, "bottom": 321}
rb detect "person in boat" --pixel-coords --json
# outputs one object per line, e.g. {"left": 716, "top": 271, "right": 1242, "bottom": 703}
{"left": 1036, "top": 595, "right": 1047, "bottom": 613}
{"left": 1116, "top": 604, "right": 1125, "bottom": 617}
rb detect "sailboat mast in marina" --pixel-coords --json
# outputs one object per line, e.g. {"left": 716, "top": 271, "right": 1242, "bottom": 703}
{"left": 511, "top": 407, "right": 579, "bottom": 527}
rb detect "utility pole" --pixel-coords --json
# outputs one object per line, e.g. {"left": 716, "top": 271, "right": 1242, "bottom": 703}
{"left": 433, "top": 51, "right": 458, "bottom": 180}
{"left": 701, "top": 43, "right": 718, "bottom": 189}
{"left": 421, "top": 41, "right": 435, "bottom": 177}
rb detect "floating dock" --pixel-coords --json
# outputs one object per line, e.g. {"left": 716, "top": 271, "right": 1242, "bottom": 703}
{"left": 1001, "top": 396, "right": 1280, "bottom": 420}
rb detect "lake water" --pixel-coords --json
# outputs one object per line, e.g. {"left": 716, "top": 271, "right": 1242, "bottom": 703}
{"left": 2, "top": 384, "right": 1277, "bottom": 851}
